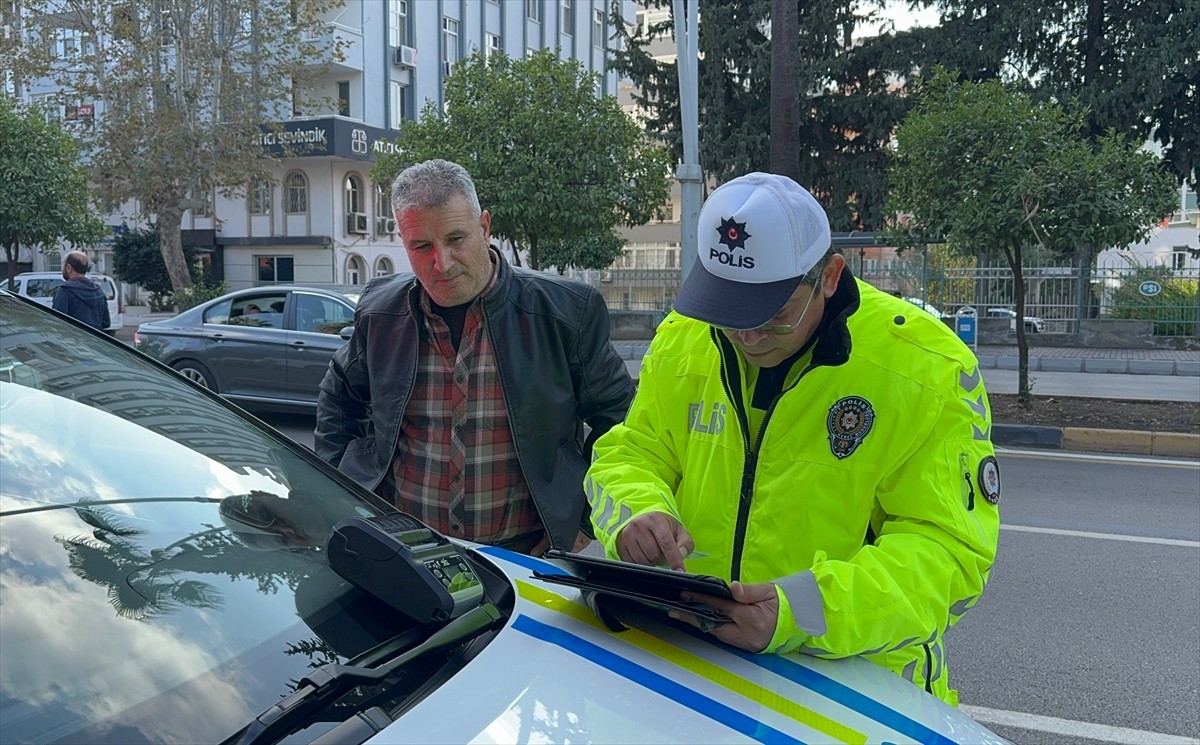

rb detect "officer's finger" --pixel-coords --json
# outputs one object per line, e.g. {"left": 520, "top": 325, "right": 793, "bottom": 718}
{"left": 654, "top": 524, "right": 687, "bottom": 571}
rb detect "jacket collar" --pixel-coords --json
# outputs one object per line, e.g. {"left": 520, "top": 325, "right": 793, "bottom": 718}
{"left": 807, "top": 265, "right": 859, "bottom": 369}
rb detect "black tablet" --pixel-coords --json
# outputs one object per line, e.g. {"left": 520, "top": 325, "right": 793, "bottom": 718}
{"left": 542, "top": 548, "right": 733, "bottom": 600}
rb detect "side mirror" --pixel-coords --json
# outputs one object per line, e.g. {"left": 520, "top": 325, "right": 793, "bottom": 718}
{"left": 339, "top": 325, "right": 354, "bottom": 341}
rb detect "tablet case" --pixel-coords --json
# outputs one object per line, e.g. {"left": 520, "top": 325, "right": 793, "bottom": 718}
{"left": 534, "top": 549, "right": 733, "bottom": 632}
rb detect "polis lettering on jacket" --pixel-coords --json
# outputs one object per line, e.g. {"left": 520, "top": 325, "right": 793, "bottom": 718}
{"left": 709, "top": 247, "right": 755, "bottom": 268}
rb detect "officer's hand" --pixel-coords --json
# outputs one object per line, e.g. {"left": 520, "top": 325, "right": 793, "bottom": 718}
{"left": 615, "top": 513, "right": 694, "bottom": 571}
{"left": 674, "top": 581, "right": 779, "bottom": 653}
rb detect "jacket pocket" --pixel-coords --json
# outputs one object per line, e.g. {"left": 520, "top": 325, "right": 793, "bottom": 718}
{"left": 338, "top": 437, "right": 380, "bottom": 489}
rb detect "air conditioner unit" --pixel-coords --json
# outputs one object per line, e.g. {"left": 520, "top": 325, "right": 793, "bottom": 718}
{"left": 376, "top": 216, "right": 396, "bottom": 236}
{"left": 347, "top": 212, "right": 369, "bottom": 235}
{"left": 393, "top": 45, "right": 417, "bottom": 68}
{"left": 600, "top": 270, "right": 613, "bottom": 282}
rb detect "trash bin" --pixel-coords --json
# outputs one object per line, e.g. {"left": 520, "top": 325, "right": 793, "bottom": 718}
{"left": 955, "top": 314, "right": 977, "bottom": 348}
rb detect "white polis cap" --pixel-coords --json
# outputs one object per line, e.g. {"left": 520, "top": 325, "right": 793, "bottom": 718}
{"left": 673, "top": 172, "right": 832, "bottom": 330}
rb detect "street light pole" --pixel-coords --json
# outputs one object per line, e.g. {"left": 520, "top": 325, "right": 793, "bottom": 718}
{"left": 673, "top": 0, "right": 701, "bottom": 285}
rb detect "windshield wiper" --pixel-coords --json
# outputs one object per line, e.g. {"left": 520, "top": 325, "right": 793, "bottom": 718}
{"left": 222, "top": 603, "right": 505, "bottom": 745}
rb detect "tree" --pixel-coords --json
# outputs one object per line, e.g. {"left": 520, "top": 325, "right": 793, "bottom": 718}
{"left": 770, "top": 0, "right": 801, "bottom": 181}
{"left": 2, "top": 0, "right": 340, "bottom": 292}
{"left": 110, "top": 226, "right": 206, "bottom": 295}
{"left": 912, "top": 0, "right": 1200, "bottom": 183}
{"left": 610, "top": 0, "right": 914, "bottom": 230}
{"left": 372, "top": 49, "right": 671, "bottom": 271}
{"left": 0, "top": 94, "right": 104, "bottom": 286}
{"left": 889, "top": 70, "right": 1177, "bottom": 405}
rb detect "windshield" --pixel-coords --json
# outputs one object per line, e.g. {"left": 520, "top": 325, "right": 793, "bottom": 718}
{"left": 0, "top": 296, "right": 478, "bottom": 744}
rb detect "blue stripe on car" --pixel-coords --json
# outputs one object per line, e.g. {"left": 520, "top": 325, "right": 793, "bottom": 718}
{"left": 512, "top": 615, "right": 804, "bottom": 745}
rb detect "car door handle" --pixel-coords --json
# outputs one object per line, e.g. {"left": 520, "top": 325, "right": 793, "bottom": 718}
{"left": 289, "top": 340, "right": 308, "bottom": 348}
{"left": 209, "top": 333, "right": 227, "bottom": 341}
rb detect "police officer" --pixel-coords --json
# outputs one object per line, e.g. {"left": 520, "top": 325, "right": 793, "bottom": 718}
{"left": 584, "top": 173, "right": 1001, "bottom": 704}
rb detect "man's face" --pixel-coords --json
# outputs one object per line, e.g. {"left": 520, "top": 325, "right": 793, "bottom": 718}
{"left": 720, "top": 254, "right": 845, "bottom": 368}
{"left": 397, "top": 193, "right": 493, "bottom": 307}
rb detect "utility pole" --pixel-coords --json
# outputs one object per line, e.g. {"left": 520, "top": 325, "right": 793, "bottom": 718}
{"left": 673, "top": 0, "right": 701, "bottom": 284}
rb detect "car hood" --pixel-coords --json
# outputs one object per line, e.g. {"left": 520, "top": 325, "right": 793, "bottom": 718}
{"left": 372, "top": 547, "right": 1008, "bottom": 745}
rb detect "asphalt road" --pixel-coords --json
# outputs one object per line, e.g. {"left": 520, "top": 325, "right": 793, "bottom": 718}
{"left": 951, "top": 448, "right": 1200, "bottom": 744}
{"left": 262, "top": 413, "right": 1200, "bottom": 744}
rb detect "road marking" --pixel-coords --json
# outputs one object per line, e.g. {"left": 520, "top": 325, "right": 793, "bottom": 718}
{"left": 1003, "top": 524, "right": 1200, "bottom": 548}
{"left": 960, "top": 705, "right": 1200, "bottom": 745}
{"left": 997, "top": 448, "right": 1200, "bottom": 469}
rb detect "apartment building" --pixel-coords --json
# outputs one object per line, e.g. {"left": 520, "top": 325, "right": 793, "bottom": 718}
{"left": 9, "top": 0, "right": 635, "bottom": 289}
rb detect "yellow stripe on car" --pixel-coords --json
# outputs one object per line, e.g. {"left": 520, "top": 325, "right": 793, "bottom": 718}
{"left": 515, "top": 580, "right": 866, "bottom": 745}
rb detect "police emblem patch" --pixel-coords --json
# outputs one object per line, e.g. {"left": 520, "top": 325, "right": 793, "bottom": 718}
{"left": 978, "top": 456, "right": 1001, "bottom": 504}
{"left": 827, "top": 396, "right": 875, "bottom": 459}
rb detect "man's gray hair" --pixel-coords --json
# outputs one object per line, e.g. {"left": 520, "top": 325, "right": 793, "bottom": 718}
{"left": 390, "top": 159, "right": 482, "bottom": 217}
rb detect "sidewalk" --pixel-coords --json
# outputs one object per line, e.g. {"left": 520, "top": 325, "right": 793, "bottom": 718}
{"left": 613, "top": 340, "right": 1200, "bottom": 377}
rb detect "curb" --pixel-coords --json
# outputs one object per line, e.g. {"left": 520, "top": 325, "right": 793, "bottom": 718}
{"left": 994, "top": 424, "right": 1200, "bottom": 458}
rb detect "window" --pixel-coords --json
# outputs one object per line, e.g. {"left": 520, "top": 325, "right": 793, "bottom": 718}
{"left": 283, "top": 171, "right": 308, "bottom": 213}
{"left": 375, "top": 256, "right": 394, "bottom": 277}
{"left": 375, "top": 185, "right": 391, "bottom": 223}
{"left": 390, "top": 80, "right": 407, "bottom": 127}
{"left": 337, "top": 80, "right": 350, "bottom": 117}
{"left": 295, "top": 293, "right": 356, "bottom": 335}
{"left": 47, "top": 27, "right": 91, "bottom": 59}
{"left": 1173, "top": 248, "right": 1188, "bottom": 271}
{"left": 388, "top": 0, "right": 408, "bottom": 47}
{"left": 248, "top": 179, "right": 271, "bottom": 215}
{"left": 256, "top": 257, "right": 294, "bottom": 284}
{"left": 222, "top": 293, "right": 288, "bottom": 327}
{"left": 442, "top": 17, "right": 459, "bottom": 76}
{"left": 560, "top": 0, "right": 573, "bottom": 34}
{"left": 485, "top": 32, "right": 500, "bottom": 59}
{"left": 192, "top": 183, "right": 213, "bottom": 218}
{"left": 592, "top": 8, "right": 604, "bottom": 47}
{"left": 526, "top": 0, "right": 540, "bottom": 22}
{"left": 344, "top": 173, "right": 364, "bottom": 216}
{"left": 345, "top": 255, "right": 366, "bottom": 285}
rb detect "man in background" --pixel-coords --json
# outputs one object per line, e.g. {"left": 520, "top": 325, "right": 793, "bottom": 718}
{"left": 53, "top": 251, "right": 110, "bottom": 331}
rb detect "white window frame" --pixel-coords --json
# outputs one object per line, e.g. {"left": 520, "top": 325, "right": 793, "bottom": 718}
{"left": 485, "top": 32, "right": 500, "bottom": 59}
{"left": 375, "top": 184, "right": 391, "bottom": 223}
{"left": 283, "top": 171, "right": 308, "bottom": 214}
{"left": 375, "top": 256, "right": 394, "bottom": 277}
{"left": 344, "top": 173, "right": 364, "bottom": 216}
{"left": 442, "top": 17, "right": 459, "bottom": 77}
{"left": 526, "top": 0, "right": 540, "bottom": 22}
{"left": 389, "top": 80, "right": 407, "bottom": 128}
{"left": 388, "top": 0, "right": 408, "bottom": 47}
{"left": 345, "top": 254, "right": 366, "bottom": 285}
{"left": 560, "top": 0, "right": 573, "bottom": 35}
{"left": 592, "top": 8, "right": 604, "bottom": 47}
{"left": 248, "top": 178, "right": 271, "bottom": 215}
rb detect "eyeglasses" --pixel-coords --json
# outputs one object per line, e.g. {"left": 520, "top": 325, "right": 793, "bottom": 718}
{"left": 719, "top": 284, "right": 819, "bottom": 336}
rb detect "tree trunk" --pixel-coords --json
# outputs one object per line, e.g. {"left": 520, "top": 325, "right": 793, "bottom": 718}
{"left": 4, "top": 243, "right": 19, "bottom": 287}
{"left": 769, "top": 0, "right": 801, "bottom": 182}
{"left": 155, "top": 201, "right": 193, "bottom": 293}
{"left": 528, "top": 232, "right": 540, "bottom": 271}
{"left": 1012, "top": 243, "right": 1032, "bottom": 408}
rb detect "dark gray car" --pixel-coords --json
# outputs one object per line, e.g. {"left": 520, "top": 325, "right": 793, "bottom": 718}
{"left": 135, "top": 285, "right": 360, "bottom": 410}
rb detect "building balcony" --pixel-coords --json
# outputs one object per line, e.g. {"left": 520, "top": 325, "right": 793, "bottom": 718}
{"left": 301, "top": 23, "right": 363, "bottom": 73}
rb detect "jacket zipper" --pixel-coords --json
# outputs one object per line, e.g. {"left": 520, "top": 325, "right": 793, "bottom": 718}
{"left": 715, "top": 330, "right": 819, "bottom": 581}
{"left": 922, "top": 643, "right": 934, "bottom": 694}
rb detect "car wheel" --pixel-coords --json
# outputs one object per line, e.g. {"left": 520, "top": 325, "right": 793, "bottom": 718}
{"left": 173, "top": 360, "right": 217, "bottom": 390}
{"left": 1026, "top": 323, "right": 1039, "bottom": 333}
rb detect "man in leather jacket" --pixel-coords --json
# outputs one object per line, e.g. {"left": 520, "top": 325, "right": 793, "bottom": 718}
{"left": 315, "top": 159, "right": 634, "bottom": 555}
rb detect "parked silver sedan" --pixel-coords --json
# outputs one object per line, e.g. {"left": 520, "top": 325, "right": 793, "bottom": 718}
{"left": 135, "top": 285, "right": 360, "bottom": 410}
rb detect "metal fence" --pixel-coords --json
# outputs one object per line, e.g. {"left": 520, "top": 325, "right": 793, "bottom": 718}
{"left": 566, "top": 250, "right": 1200, "bottom": 336}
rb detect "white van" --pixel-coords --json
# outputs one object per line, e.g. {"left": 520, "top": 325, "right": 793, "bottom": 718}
{"left": 1, "top": 271, "right": 124, "bottom": 332}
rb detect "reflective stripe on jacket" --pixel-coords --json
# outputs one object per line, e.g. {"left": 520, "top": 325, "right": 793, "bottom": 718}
{"left": 586, "top": 277, "right": 1000, "bottom": 703}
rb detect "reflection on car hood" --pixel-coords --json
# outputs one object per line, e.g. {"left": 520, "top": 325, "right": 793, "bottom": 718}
{"left": 372, "top": 548, "right": 1009, "bottom": 745}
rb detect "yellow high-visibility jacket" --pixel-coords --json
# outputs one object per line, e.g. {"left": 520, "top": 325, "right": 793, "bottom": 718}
{"left": 586, "top": 277, "right": 1000, "bottom": 704}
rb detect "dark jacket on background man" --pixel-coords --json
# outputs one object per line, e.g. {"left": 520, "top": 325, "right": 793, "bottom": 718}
{"left": 314, "top": 250, "right": 635, "bottom": 549}
{"left": 52, "top": 278, "right": 110, "bottom": 330}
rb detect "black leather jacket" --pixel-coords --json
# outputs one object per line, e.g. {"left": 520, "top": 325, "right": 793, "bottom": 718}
{"left": 314, "top": 251, "right": 635, "bottom": 549}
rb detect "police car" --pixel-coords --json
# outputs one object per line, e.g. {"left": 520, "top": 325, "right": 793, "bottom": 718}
{"left": 0, "top": 291, "right": 1006, "bottom": 745}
